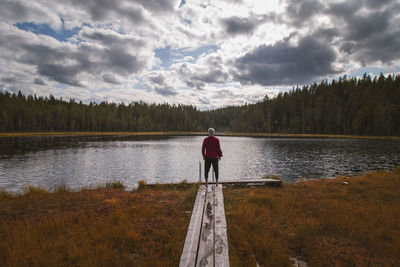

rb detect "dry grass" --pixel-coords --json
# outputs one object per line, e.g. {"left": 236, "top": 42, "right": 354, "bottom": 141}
{"left": 0, "top": 183, "right": 198, "bottom": 266}
{"left": 224, "top": 167, "right": 400, "bottom": 267}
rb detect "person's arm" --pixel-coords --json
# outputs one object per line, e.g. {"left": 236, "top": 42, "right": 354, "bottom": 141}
{"left": 217, "top": 139, "right": 222, "bottom": 159}
{"left": 202, "top": 139, "right": 206, "bottom": 159}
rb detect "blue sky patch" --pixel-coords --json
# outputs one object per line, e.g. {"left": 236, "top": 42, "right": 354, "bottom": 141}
{"left": 349, "top": 66, "right": 388, "bottom": 77}
{"left": 54, "top": 83, "right": 68, "bottom": 89}
{"left": 155, "top": 45, "right": 219, "bottom": 69}
{"left": 155, "top": 46, "right": 174, "bottom": 68}
{"left": 188, "top": 45, "right": 219, "bottom": 59}
{"left": 134, "top": 79, "right": 146, "bottom": 90}
{"left": 15, "top": 20, "right": 81, "bottom": 42}
{"left": 182, "top": 18, "right": 192, "bottom": 26}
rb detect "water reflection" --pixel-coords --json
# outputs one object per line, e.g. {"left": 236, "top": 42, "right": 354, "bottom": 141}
{"left": 0, "top": 135, "right": 399, "bottom": 193}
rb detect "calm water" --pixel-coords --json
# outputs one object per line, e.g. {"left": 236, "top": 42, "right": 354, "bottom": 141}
{"left": 1, "top": 135, "right": 400, "bottom": 193}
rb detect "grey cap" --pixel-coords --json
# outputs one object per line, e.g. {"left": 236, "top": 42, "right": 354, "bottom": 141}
{"left": 208, "top": 128, "right": 215, "bottom": 136}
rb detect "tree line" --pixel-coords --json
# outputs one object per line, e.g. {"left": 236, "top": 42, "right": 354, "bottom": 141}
{"left": 1, "top": 73, "right": 399, "bottom": 136}
{"left": 213, "top": 73, "right": 400, "bottom": 136}
{"left": 0, "top": 93, "right": 207, "bottom": 132}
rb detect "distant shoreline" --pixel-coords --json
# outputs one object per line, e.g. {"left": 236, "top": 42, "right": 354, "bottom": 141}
{"left": 223, "top": 132, "right": 400, "bottom": 141}
{"left": 0, "top": 131, "right": 205, "bottom": 137}
{"left": 0, "top": 131, "right": 399, "bottom": 141}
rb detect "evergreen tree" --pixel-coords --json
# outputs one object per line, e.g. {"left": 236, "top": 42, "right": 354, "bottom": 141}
{"left": 1, "top": 74, "right": 399, "bottom": 136}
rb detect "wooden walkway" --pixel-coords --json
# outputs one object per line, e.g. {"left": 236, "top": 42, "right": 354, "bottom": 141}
{"left": 204, "top": 178, "right": 282, "bottom": 187}
{"left": 179, "top": 179, "right": 281, "bottom": 267}
{"left": 179, "top": 185, "right": 229, "bottom": 267}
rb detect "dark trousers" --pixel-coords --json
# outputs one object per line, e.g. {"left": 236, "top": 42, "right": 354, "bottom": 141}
{"left": 204, "top": 158, "right": 219, "bottom": 181}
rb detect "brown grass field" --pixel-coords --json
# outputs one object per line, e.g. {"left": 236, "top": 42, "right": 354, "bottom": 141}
{"left": 0, "top": 182, "right": 198, "bottom": 266}
{"left": 224, "top": 167, "right": 400, "bottom": 266}
{"left": 1, "top": 168, "right": 400, "bottom": 266}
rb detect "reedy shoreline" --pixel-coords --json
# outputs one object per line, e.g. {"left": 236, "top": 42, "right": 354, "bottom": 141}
{"left": 0, "top": 131, "right": 399, "bottom": 141}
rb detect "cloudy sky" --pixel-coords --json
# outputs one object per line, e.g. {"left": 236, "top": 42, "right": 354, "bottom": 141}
{"left": 1, "top": 0, "right": 399, "bottom": 109}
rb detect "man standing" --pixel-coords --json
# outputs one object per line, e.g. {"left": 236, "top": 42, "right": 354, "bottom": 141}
{"left": 202, "top": 128, "right": 223, "bottom": 186}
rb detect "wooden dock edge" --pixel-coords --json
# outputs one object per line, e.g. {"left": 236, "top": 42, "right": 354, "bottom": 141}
{"left": 179, "top": 185, "right": 206, "bottom": 267}
{"left": 196, "top": 186, "right": 215, "bottom": 266}
{"left": 206, "top": 178, "right": 282, "bottom": 187}
{"left": 214, "top": 185, "right": 229, "bottom": 267}
{"left": 179, "top": 185, "right": 230, "bottom": 267}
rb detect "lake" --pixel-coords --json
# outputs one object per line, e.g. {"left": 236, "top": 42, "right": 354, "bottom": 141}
{"left": 1, "top": 135, "right": 399, "bottom": 193}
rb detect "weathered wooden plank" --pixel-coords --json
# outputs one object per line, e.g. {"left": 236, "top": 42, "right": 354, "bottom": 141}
{"left": 196, "top": 186, "right": 215, "bottom": 267}
{"left": 180, "top": 185, "right": 231, "bottom": 267}
{"left": 143, "top": 179, "right": 282, "bottom": 188}
{"left": 179, "top": 185, "right": 206, "bottom": 267}
{"left": 214, "top": 185, "right": 229, "bottom": 267}
{"left": 206, "top": 178, "right": 282, "bottom": 186}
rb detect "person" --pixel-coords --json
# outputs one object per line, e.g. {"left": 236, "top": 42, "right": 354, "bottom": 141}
{"left": 202, "top": 128, "right": 223, "bottom": 187}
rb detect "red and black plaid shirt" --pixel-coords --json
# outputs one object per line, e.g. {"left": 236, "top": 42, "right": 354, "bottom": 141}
{"left": 202, "top": 136, "right": 223, "bottom": 159}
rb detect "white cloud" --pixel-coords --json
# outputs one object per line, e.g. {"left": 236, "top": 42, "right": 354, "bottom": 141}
{"left": 0, "top": 0, "right": 399, "bottom": 109}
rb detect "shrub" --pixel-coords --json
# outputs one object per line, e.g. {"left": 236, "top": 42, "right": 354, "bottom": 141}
{"left": 137, "top": 180, "right": 146, "bottom": 190}
{"left": 105, "top": 181, "right": 125, "bottom": 189}
{"left": 54, "top": 185, "right": 69, "bottom": 193}
{"left": 0, "top": 189, "right": 12, "bottom": 199}
{"left": 393, "top": 165, "right": 400, "bottom": 174}
{"left": 25, "top": 186, "right": 48, "bottom": 196}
